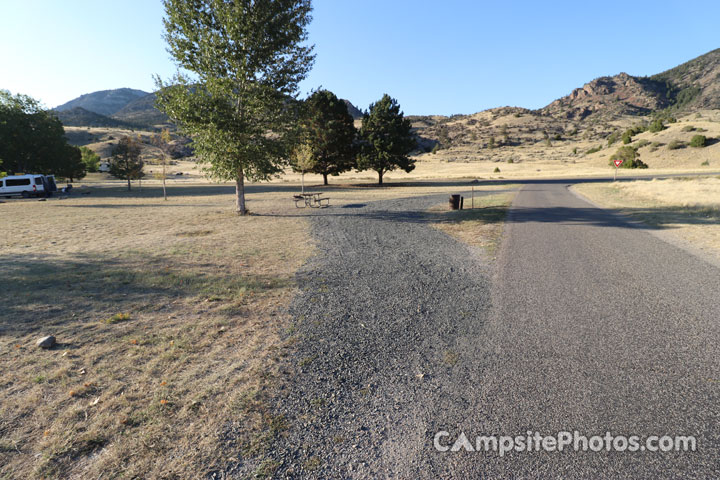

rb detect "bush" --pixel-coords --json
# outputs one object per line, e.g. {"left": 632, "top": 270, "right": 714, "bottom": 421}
{"left": 635, "top": 139, "right": 650, "bottom": 148}
{"left": 648, "top": 119, "right": 665, "bottom": 133}
{"left": 607, "top": 131, "right": 620, "bottom": 146}
{"left": 586, "top": 145, "right": 602, "bottom": 154}
{"left": 689, "top": 135, "right": 707, "bottom": 148}
{"left": 609, "top": 146, "right": 648, "bottom": 169}
{"left": 667, "top": 140, "right": 685, "bottom": 150}
{"left": 701, "top": 160, "right": 710, "bottom": 166}
{"left": 681, "top": 125, "right": 696, "bottom": 132}
{"left": 493, "top": 167, "right": 501, "bottom": 173}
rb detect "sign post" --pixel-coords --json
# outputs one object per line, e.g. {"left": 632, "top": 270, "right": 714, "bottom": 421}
{"left": 613, "top": 159, "right": 623, "bottom": 181}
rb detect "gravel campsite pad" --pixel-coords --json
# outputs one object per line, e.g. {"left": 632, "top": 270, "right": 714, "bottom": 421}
{"left": 269, "top": 192, "right": 503, "bottom": 478}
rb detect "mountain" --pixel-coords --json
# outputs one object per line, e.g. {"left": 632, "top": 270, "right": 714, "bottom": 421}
{"left": 112, "top": 93, "right": 169, "bottom": 126}
{"left": 342, "top": 99, "right": 363, "bottom": 119}
{"left": 541, "top": 48, "right": 720, "bottom": 121}
{"left": 55, "top": 88, "right": 148, "bottom": 116}
{"left": 540, "top": 73, "right": 670, "bottom": 121}
{"left": 651, "top": 48, "right": 720, "bottom": 110}
{"left": 53, "top": 107, "right": 133, "bottom": 128}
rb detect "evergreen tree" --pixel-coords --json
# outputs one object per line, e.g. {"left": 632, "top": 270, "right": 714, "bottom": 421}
{"left": 299, "top": 89, "right": 356, "bottom": 185}
{"left": 357, "top": 95, "right": 416, "bottom": 185}
{"left": 156, "top": 0, "right": 314, "bottom": 214}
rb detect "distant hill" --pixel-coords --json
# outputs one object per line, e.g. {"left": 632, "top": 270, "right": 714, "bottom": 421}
{"left": 540, "top": 73, "right": 670, "bottom": 121}
{"left": 651, "top": 48, "right": 720, "bottom": 110}
{"left": 342, "top": 100, "right": 364, "bottom": 119}
{"left": 53, "top": 107, "right": 134, "bottom": 128}
{"left": 112, "top": 93, "right": 169, "bottom": 126}
{"left": 55, "top": 88, "right": 148, "bottom": 116}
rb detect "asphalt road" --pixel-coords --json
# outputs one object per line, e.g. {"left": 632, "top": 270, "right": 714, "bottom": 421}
{"left": 469, "top": 182, "right": 720, "bottom": 478}
{"left": 265, "top": 181, "right": 720, "bottom": 479}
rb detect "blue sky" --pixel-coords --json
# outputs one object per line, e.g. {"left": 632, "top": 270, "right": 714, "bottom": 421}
{"left": 1, "top": 1, "right": 718, "bottom": 115}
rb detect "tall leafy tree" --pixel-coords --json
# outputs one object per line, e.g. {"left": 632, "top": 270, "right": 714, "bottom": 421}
{"left": 55, "top": 145, "right": 86, "bottom": 182}
{"left": 79, "top": 146, "right": 101, "bottom": 172}
{"left": 357, "top": 95, "right": 416, "bottom": 185}
{"left": 299, "top": 89, "right": 356, "bottom": 185}
{"left": 110, "top": 136, "right": 144, "bottom": 190}
{"left": 0, "top": 90, "right": 69, "bottom": 175}
{"left": 156, "top": 0, "right": 314, "bottom": 214}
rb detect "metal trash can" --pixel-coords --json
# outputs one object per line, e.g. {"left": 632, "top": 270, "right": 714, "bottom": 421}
{"left": 449, "top": 194, "right": 463, "bottom": 210}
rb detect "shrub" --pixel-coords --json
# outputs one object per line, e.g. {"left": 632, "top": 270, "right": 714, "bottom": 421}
{"left": 609, "top": 146, "right": 648, "bottom": 169}
{"left": 648, "top": 119, "right": 665, "bottom": 133}
{"left": 635, "top": 139, "right": 650, "bottom": 148}
{"left": 493, "top": 167, "right": 500, "bottom": 173}
{"left": 681, "top": 125, "right": 696, "bottom": 132}
{"left": 572, "top": 147, "right": 578, "bottom": 155}
{"left": 621, "top": 131, "right": 633, "bottom": 144}
{"left": 507, "top": 158, "right": 514, "bottom": 164}
{"left": 607, "top": 131, "right": 620, "bottom": 146}
{"left": 586, "top": 145, "right": 602, "bottom": 154}
{"left": 689, "top": 135, "right": 707, "bottom": 148}
{"left": 667, "top": 140, "right": 685, "bottom": 150}
{"left": 701, "top": 160, "right": 710, "bottom": 166}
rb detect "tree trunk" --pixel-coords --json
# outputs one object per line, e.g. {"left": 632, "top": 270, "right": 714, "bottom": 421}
{"left": 378, "top": 170, "right": 384, "bottom": 185}
{"left": 323, "top": 173, "right": 328, "bottom": 185}
{"left": 235, "top": 168, "right": 247, "bottom": 215}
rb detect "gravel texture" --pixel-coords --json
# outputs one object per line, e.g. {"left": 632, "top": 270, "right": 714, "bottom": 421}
{"left": 269, "top": 191, "right": 504, "bottom": 478}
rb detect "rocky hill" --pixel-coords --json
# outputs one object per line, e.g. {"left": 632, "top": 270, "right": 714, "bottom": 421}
{"left": 540, "top": 73, "right": 670, "bottom": 121}
{"left": 55, "top": 88, "right": 148, "bottom": 116}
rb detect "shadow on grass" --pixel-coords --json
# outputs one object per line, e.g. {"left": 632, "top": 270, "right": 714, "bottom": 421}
{"left": 0, "top": 253, "right": 290, "bottom": 337}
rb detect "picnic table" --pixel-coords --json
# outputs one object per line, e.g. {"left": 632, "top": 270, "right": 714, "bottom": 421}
{"left": 293, "top": 192, "right": 330, "bottom": 208}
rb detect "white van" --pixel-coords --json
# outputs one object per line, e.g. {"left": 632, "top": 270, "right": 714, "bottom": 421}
{"left": 0, "top": 174, "right": 57, "bottom": 198}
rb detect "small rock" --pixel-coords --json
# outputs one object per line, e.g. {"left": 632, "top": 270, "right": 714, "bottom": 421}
{"left": 36, "top": 336, "right": 56, "bottom": 349}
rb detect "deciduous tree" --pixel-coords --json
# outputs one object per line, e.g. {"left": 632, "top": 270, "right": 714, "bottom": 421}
{"left": 156, "top": 0, "right": 314, "bottom": 214}
{"left": 110, "top": 136, "right": 144, "bottom": 190}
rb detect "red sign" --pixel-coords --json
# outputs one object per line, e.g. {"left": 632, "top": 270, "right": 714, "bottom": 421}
{"left": 614, "top": 159, "right": 623, "bottom": 168}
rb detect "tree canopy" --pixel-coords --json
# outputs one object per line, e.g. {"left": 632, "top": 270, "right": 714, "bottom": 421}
{"left": 156, "top": 0, "right": 314, "bottom": 214}
{"left": 298, "top": 89, "right": 356, "bottom": 185}
{"left": 357, "top": 94, "right": 416, "bottom": 185}
{"left": 0, "top": 90, "right": 85, "bottom": 179}
{"left": 110, "top": 136, "right": 144, "bottom": 190}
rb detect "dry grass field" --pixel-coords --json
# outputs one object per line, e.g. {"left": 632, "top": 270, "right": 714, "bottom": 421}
{"left": 0, "top": 185, "right": 314, "bottom": 478}
{"left": 0, "top": 180, "right": 515, "bottom": 478}
{"left": 573, "top": 177, "right": 720, "bottom": 261}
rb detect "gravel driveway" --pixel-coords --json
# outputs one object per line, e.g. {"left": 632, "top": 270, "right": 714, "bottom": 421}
{"left": 269, "top": 192, "right": 504, "bottom": 478}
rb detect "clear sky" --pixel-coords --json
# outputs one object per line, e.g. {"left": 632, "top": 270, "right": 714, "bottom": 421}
{"left": 1, "top": 0, "right": 718, "bottom": 115}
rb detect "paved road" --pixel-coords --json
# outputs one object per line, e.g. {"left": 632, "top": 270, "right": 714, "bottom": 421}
{"left": 266, "top": 182, "right": 720, "bottom": 479}
{"left": 469, "top": 182, "right": 720, "bottom": 478}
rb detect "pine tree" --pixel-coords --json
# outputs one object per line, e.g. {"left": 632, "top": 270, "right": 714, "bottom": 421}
{"left": 357, "top": 95, "right": 416, "bottom": 185}
{"left": 299, "top": 90, "right": 356, "bottom": 185}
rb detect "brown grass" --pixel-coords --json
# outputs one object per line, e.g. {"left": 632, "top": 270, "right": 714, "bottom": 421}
{"left": 0, "top": 185, "right": 312, "bottom": 478}
{"left": 429, "top": 191, "right": 517, "bottom": 256}
{"left": 573, "top": 178, "right": 720, "bottom": 262}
